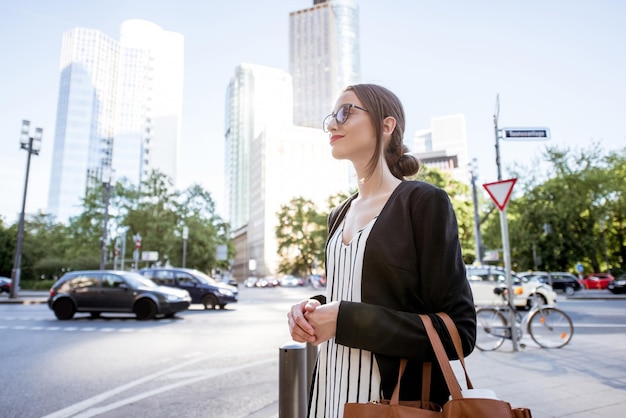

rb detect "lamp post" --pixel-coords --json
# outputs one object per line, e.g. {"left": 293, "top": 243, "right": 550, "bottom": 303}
{"left": 99, "top": 167, "right": 114, "bottom": 270}
{"left": 469, "top": 159, "right": 483, "bottom": 264}
{"left": 182, "top": 226, "right": 189, "bottom": 268}
{"left": 10, "top": 120, "right": 43, "bottom": 299}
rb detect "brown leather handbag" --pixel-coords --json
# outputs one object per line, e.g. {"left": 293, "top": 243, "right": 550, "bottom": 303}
{"left": 343, "top": 313, "right": 532, "bottom": 418}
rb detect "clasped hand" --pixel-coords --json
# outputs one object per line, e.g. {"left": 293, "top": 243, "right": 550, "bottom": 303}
{"left": 287, "top": 299, "right": 339, "bottom": 346}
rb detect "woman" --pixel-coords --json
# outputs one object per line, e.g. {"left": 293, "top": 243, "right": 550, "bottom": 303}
{"left": 287, "top": 84, "right": 476, "bottom": 418}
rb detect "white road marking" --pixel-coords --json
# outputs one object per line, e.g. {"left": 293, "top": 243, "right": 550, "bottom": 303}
{"left": 41, "top": 351, "right": 274, "bottom": 418}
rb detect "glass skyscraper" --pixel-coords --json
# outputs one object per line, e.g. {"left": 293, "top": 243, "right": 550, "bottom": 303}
{"left": 47, "top": 20, "right": 184, "bottom": 223}
{"left": 290, "top": 0, "right": 361, "bottom": 128}
{"left": 224, "top": 63, "right": 294, "bottom": 232}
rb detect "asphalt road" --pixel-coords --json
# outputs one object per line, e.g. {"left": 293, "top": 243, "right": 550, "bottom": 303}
{"left": 1, "top": 287, "right": 625, "bottom": 417}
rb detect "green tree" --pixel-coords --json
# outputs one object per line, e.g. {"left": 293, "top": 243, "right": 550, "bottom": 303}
{"left": 499, "top": 145, "right": 625, "bottom": 274}
{"left": 275, "top": 197, "right": 327, "bottom": 277}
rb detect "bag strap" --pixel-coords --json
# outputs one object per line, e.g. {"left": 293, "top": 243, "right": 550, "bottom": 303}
{"left": 389, "top": 358, "right": 407, "bottom": 406}
{"left": 436, "top": 313, "right": 474, "bottom": 390}
{"left": 420, "top": 314, "right": 464, "bottom": 400}
{"left": 422, "top": 361, "right": 432, "bottom": 403}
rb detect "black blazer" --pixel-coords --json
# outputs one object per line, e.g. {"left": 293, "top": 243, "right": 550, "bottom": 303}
{"left": 320, "top": 180, "right": 476, "bottom": 406}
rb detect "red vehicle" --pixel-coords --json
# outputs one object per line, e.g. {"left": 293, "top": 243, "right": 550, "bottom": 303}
{"left": 581, "top": 273, "right": 615, "bottom": 289}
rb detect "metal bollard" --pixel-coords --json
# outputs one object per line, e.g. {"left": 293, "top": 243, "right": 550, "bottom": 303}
{"left": 279, "top": 342, "right": 307, "bottom": 418}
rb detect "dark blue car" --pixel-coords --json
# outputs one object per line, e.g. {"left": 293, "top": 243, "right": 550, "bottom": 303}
{"left": 139, "top": 267, "right": 238, "bottom": 309}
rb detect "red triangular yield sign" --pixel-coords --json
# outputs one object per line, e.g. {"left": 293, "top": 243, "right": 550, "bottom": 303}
{"left": 483, "top": 178, "right": 517, "bottom": 211}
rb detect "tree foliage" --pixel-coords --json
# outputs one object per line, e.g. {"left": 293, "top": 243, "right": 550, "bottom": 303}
{"left": 483, "top": 145, "right": 625, "bottom": 275}
{"left": 0, "top": 169, "right": 230, "bottom": 281}
{"left": 275, "top": 197, "right": 328, "bottom": 277}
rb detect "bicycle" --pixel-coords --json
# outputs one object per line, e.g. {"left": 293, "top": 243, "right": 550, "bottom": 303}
{"left": 475, "top": 286, "right": 574, "bottom": 351}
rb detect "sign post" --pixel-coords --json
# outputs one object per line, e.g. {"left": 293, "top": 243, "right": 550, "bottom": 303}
{"left": 133, "top": 233, "right": 141, "bottom": 271}
{"left": 483, "top": 178, "right": 520, "bottom": 351}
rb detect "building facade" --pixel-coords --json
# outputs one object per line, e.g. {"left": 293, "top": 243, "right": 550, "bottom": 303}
{"left": 224, "top": 63, "right": 352, "bottom": 279}
{"left": 47, "top": 20, "right": 184, "bottom": 222}
{"left": 414, "top": 114, "right": 470, "bottom": 183}
{"left": 224, "top": 63, "right": 294, "bottom": 233}
{"left": 289, "top": 0, "right": 360, "bottom": 128}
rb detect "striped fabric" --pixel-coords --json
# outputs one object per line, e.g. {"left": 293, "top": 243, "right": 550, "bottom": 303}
{"left": 309, "top": 217, "right": 381, "bottom": 418}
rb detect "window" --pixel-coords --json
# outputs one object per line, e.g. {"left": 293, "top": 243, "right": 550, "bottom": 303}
{"left": 175, "top": 273, "right": 196, "bottom": 286}
{"left": 69, "top": 273, "right": 99, "bottom": 289}
{"left": 102, "top": 274, "right": 124, "bottom": 288}
{"left": 149, "top": 270, "right": 175, "bottom": 286}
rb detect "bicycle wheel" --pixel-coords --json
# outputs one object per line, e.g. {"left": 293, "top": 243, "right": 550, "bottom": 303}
{"left": 475, "top": 308, "right": 507, "bottom": 351}
{"left": 528, "top": 307, "right": 574, "bottom": 348}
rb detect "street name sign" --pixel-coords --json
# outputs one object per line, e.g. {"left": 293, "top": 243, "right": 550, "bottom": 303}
{"left": 483, "top": 178, "right": 517, "bottom": 211}
{"left": 501, "top": 127, "right": 550, "bottom": 140}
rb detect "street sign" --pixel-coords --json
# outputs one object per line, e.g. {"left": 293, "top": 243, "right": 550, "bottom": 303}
{"left": 501, "top": 127, "right": 550, "bottom": 140}
{"left": 483, "top": 178, "right": 517, "bottom": 211}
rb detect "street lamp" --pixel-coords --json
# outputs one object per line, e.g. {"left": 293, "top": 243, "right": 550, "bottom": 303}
{"left": 99, "top": 167, "right": 114, "bottom": 270}
{"left": 10, "top": 120, "right": 43, "bottom": 299}
{"left": 182, "top": 226, "right": 189, "bottom": 268}
{"left": 469, "top": 159, "right": 483, "bottom": 264}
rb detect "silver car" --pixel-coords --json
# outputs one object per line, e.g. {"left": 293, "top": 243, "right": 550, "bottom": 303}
{"left": 466, "top": 265, "right": 557, "bottom": 309}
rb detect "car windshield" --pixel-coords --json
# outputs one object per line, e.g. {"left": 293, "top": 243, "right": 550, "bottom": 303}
{"left": 189, "top": 269, "right": 217, "bottom": 285}
{"left": 123, "top": 272, "right": 158, "bottom": 289}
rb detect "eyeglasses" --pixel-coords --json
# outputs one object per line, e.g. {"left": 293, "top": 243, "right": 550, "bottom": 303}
{"left": 322, "top": 103, "right": 369, "bottom": 132}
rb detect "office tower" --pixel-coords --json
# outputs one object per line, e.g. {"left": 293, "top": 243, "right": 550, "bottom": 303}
{"left": 47, "top": 20, "right": 184, "bottom": 222}
{"left": 248, "top": 125, "right": 351, "bottom": 277}
{"left": 224, "top": 63, "right": 294, "bottom": 233}
{"left": 224, "top": 63, "right": 351, "bottom": 279}
{"left": 289, "top": 0, "right": 360, "bottom": 128}
{"left": 414, "top": 114, "right": 470, "bottom": 183}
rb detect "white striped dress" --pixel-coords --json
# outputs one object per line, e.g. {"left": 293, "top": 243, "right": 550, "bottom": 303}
{"left": 308, "top": 217, "right": 382, "bottom": 418}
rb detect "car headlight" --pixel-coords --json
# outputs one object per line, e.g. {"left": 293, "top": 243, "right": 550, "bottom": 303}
{"left": 166, "top": 294, "right": 185, "bottom": 302}
{"left": 218, "top": 288, "right": 233, "bottom": 296}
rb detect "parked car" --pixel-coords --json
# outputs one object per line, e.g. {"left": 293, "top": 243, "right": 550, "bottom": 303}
{"left": 243, "top": 277, "right": 258, "bottom": 288}
{"left": 581, "top": 273, "right": 615, "bottom": 290}
{"left": 279, "top": 275, "right": 302, "bottom": 287}
{"left": 255, "top": 276, "right": 279, "bottom": 288}
{"left": 466, "top": 265, "right": 557, "bottom": 309}
{"left": 0, "top": 276, "right": 11, "bottom": 294}
{"left": 518, "top": 271, "right": 582, "bottom": 295}
{"left": 139, "top": 267, "right": 238, "bottom": 309}
{"left": 306, "top": 274, "right": 327, "bottom": 289}
{"left": 607, "top": 275, "right": 626, "bottom": 294}
{"left": 47, "top": 270, "right": 191, "bottom": 320}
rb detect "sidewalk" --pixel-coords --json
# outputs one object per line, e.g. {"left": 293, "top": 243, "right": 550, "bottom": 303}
{"left": 0, "top": 290, "right": 48, "bottom": 304}
{"left": 457, "top": 329, "right": 626, "bottom": 417}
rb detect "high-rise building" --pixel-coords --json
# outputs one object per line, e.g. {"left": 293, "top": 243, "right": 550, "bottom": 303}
{"left": 224, "top": 63, "right": 351, "bottom": 279}
{"left": 414, "top": 114, "right": 470, "bottom": 183}
{"left": 47, "top": 20, "right": 184, "bottom": 222}
{"left": 289, "top": 0, "right": 360, "bottom": 128}
{"left": 224, "top": 63, "right": 294, "bottom": 233}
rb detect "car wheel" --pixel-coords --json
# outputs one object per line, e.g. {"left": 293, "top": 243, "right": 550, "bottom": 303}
{"left": 218, "top": 304, "right": 226, "bottom": 310}
{"left": 53, "top": 298, "right": 76, "bottom": 320}
{"left": 202, "top": 294, "right": 218, "bottom": 310}
{"left": 134, "top": 298, "right": 157, "bottom": 320}
{"left": 564, "top": 286, "right": 575, "bottom": 296}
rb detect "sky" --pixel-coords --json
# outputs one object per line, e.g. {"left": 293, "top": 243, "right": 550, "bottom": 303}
{"left": 1, "top": 0, "right": 624, "bottom": 224}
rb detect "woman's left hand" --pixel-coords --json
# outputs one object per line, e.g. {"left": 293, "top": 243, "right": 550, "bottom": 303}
{"left": 304, "top": 301, "right": 339, "bottom": 346}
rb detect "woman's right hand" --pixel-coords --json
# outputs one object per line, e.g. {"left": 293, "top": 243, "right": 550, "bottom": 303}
{"left": 287, "top": 299, "right": 320, "bottom": 343}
